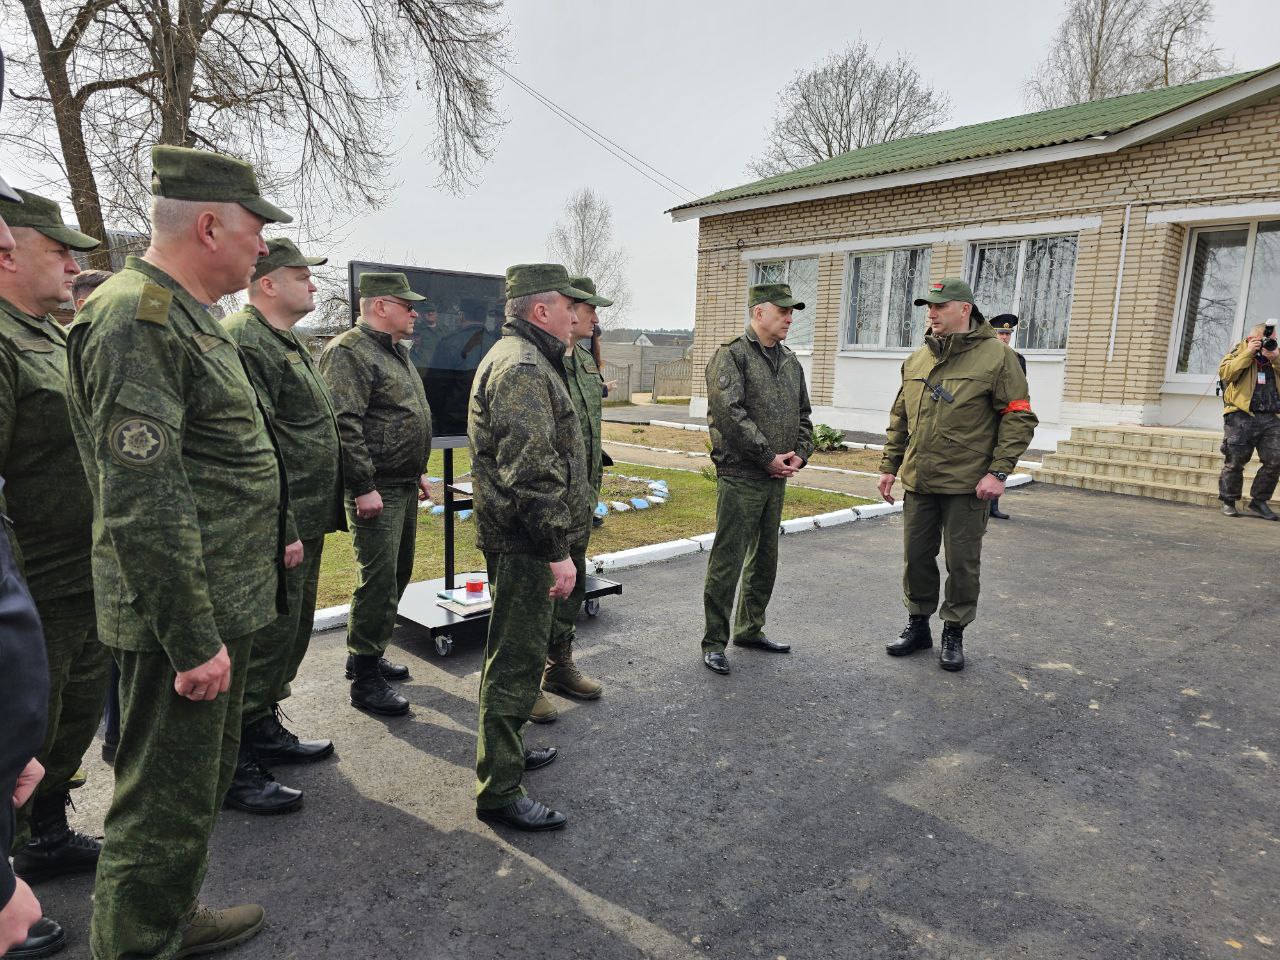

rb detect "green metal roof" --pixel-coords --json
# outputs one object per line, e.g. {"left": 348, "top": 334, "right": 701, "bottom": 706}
{"left": 672, "top": 69, "right": 1270, "bottom": 215}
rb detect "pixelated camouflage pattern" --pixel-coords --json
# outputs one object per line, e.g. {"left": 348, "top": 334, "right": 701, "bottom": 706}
{"left": 468, "top": 317, "right": 591, "bottom": 562}
{"left": 564, "top": 341, "right": 604, "bottom": 495}
{"left": 223, "top": 306, "right": 344, "bottom": 540}
{"left": 879, "top": 320, "right": 1037, "bottom": 493}
{"left": 318, "top": 322, "right": 432, "bottom": 497}
{"left": 0, "top": 296, "right": 95, "bottom": 601}
{"left": 65, "top": 256, "right": 284, "bottom": 672}
{"left": 705, "top": 327, "right": 814, "bottom": 480}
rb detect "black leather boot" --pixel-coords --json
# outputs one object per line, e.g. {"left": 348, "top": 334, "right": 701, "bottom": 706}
{"left": 13, "top": 791, "right": 101, "bottom": 881}
{"left": 1247, "top": 499, "right": 1280, "bottom": 521}
{"left": 940, "top": 623, "right": 965, "bottom": 671}
{"left": 349, "top": 655, "right": 410, "bottom": 716}
{"left": 7, "top": 916, "right": 66, "bottom": 958}
{"left": 223, "top": 748, "right": 303, "bottom": 815}
{"left": 344, "top": 653, "right": 409, "bottom": 681}
{"left": 886, "top": 615, "right": 932, "bottom": 656}
{"left": 244, "top": 707, "right": 333, "bottom": 765}
{"left": 989, "top": 497, "right": 1010, "bottom": 520}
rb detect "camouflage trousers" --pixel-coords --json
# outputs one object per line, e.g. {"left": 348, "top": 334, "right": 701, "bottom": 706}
{"left": 701, "top": 475, "right": 787, "bottom": 654}
{"left": 345, "top": 484, "right": 418, "bottom": 657}
{"left": 476, "top": 551, "right": 555, "bottom": 810}
{"left": 548, "top": 535, "right": 590, "bottom": 655}
{"left": 91, "top": 634, "right": 249, "bottom": 960}
{"left": 241, "top": 536, "right": 325, "bottom": 727}
{"left": 902, "top": 491, "right": 990, "bottom": 627}
{"left": 13, "top": 592, "right": 110, "bottom": 849}
{"left": 1219, "top": 411, "right": 1280, "bottom": 504}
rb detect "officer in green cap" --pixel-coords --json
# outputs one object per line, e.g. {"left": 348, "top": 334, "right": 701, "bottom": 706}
{"left": 701, "top": 282, "right": 813, "bottom": 675}
{"left": 878, "top": 278, "right": 1038, "bottom": 671}
{"left": 221, "top": 238, "right": 343, "bottom": 813}
{"left": 0, "top": 190, "right": 109, "bottom": 896}
{"left": 318, "top": 271, "right": 432, "bottom": 716}
{"left": 66, "top": 144, "right": 291, "bottom": 958}
{"left": 530, "top": 275, "right": 612, "bottom": 722}
{"left": 469, "top": 263, "right": 593, "bottom": 832}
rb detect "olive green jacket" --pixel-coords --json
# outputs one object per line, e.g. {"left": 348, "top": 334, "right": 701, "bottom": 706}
{"left": 880, "top": 320, "right": 1038, "bottom": 493}
{"left": 65, "top": 257, "right": 285, "bottom": 671}
{"left": 1219, "top": 340, "right": 1275, "bottom": 416}
{"left": 223, "top": 306, "right": 345, "bottom": 540}
{"left": 318, "top": 321, "right": 433, "bottom": 497}
{"left": 706, "top": 327, "right": 814, "bottom": 480}
{"left": 468, "top": 317, "right": 592, "bottom": 561}
{"left": 565, "top": 341, "right": 605, "bottom": 492}
{"left": 0, "top": 296, "right": 94, "bottom": 603}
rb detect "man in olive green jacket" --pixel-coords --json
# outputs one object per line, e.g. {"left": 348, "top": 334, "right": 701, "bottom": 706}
{"left": 319, "top": 272, "right": 432, "bottom": 717}
{"left": 67, "top": 145, "right": 291, "bottom": 960}
{"left": 878, "top": 278, "right": 1037, "bottom": 672}
{"left": 0, "top": 190, "right": 107, "bottom": 892}
{"left": 469, "top": 263, "right": 593, "bottom": 832}
{"left": 1217, "top": 325, "right": 1280, "bottom": 519}
{"left": 701, "top": 283, "right": 814, "bottom": 675}
{"left": 222, "top": 238, "right": 344, "bottom": 814}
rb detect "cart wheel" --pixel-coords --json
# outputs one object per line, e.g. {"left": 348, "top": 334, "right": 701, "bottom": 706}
{"left": 434, "top": 634, "right": 454, "bottom": 657}
{"left": 584, "top": 598, "right": 601, "bottom": 618}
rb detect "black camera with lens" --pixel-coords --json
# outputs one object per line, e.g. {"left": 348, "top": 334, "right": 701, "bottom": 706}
{"left": 1264, "top": 320, "right": 1278, "bottom": 352}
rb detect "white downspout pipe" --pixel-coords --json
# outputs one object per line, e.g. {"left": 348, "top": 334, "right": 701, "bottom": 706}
{"left": 1106, "top": 203, "right": 1132, "bottom": 363}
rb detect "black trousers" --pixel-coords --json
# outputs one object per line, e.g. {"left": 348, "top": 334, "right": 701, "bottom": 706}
{"left": 1219, "top": 411, "right": 1280, "bottom": 503}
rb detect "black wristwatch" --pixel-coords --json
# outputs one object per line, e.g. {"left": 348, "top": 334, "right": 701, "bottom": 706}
{"left": 989, "top": 471, "right": 1009, "bottom": 482}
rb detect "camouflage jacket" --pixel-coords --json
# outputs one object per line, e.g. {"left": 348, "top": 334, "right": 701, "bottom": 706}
{"left": 223, "top": 306, "right": 345, "bottom": 540}
{"left": 468, "top": 317, "right": 592, "bottom": 561}
{"left": 706, "top": 327, "right": 814, "bottom": 480}
{"left": 0, "top": 296, "right": 94, "bottom": 603}
{"left": 65, "top": 256, "right": 286, "bottom": 670}
{"left": 319, "top": 321, "right": 432, "bottom": 496}
{"left": 880, "top": 320, "right": 1038, "bottom": 493}
{"left": 565, "top": 341, "right": 604, "bottom": 492}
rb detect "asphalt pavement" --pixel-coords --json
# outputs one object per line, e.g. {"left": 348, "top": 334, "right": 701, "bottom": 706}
{"left": 38, "top": 483, "right": 1280, "bottom": 959}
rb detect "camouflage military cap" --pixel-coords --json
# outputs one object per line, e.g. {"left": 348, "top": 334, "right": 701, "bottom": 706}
{"left": 749, "top": 283, "right": 804, "bottom": 311}
{"left": 567, "top": 276, "right": 613, "bottom": 308}
{"left": 505, "top": 263, "right": 591, "bottom": 301}
{"left": 151, "top": 145, "right": 292, "bottom": 224}
{"left": 0, "top": 188, "right": 100, "bottom": 251}
{"left": 914, "top": 278, "right": 985, "bottom": 321}
{"left": 252, "top": 237, "right": 327, "bottom": 281}
{"left": 358, "top": 272, "right": 425, "bottom": 301}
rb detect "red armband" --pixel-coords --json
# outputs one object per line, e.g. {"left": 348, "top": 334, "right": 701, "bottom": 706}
{"left": 1001, "top": 399, "right": 1032, "bottom": 415}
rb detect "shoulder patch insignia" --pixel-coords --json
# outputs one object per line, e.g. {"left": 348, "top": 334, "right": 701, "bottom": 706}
{"left": 135, "top": 283, "right": 173, "bottom": 325}
{"left": 108, "top": 417, "right": 167, "bottom": 467}
{"left": 717, "top": 372, "right": 731, "bottom": 389}
{"left": 12, "top": 336, "right": 54, "bottom": 354}
{"left": 518, "top": 347, "right": 537, "bottom": 365}
{"left": 192, "top": 332, "right": 225, "bottom": 354}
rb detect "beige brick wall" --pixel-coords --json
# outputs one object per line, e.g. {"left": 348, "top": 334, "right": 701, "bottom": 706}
{"left": 689, "top": 95, "right": 1280, "bottom": 410}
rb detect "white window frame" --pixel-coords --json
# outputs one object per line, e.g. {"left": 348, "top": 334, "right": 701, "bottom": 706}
{"left": 1164, "top": 219, "right": 1273, "bottom": 384}
{"left": 748, "top": 256, "right": 818, "bottom": 354}
{"left": 964, "top": 233, "right": 1080, "bottom": 355}
{"left": 837, "top": 246, "right": 932, "bottom": 354}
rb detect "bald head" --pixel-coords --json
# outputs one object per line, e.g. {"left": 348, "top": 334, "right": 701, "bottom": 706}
{"left": 144, "top": 196, "right": 268, "bottom": 302}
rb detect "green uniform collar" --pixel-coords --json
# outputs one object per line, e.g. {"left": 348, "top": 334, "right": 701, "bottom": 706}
{"left": 124, "top": 255, "right": 229, "bottom": 336}
{"left": 243, "top": 303, "right": 302, "bottom": 349}
{"left": 0, "top": 295, "right": 65, "bottom": 343}
{"left": 925, "top": 317, "right": 993, "bottom": 359}
{"left": 356, "top": 320, "right": 410, "bottom": 360}
{"left": 505, "top": 315, "right": 568, "bottom": 370}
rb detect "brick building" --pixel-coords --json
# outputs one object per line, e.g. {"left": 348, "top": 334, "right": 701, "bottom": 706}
{"left": 670, "top": 65, "right": 1280, "bottom": 446}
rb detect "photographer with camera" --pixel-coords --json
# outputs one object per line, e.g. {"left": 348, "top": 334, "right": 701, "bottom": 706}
{"left": 1218, "top": 320, "right": 1280, "bottom": 520}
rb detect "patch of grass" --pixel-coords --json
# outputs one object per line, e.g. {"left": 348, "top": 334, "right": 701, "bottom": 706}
{"left": 315, "top": 456, "right": 866, "bottom": 608}
{"left": 601, "top": 422, "right": 887, "bottom": 471}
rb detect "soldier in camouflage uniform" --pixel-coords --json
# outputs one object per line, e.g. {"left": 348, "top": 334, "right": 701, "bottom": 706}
{"left": 469, "top": 263, "right": 593, "bottom": 832}
{"left": 0, "top": 190, "right": 106, "bottom": 902}
{"left": 319, "top": 272, "right": 432, "bottom": 717}
{"left": 222, "top": 239, "right": 344, "bottom": 814}
{"left": 530, "top": 275, "right": 612, "bottom": 723}
{"left": 701, "top": 283, "right": 814, "bottom": 675}
{"left": 66, "top": 145, "right": 292, "bottom": 959}
{"left": 878, "top": 279, "right": 1038, "bottom": 672}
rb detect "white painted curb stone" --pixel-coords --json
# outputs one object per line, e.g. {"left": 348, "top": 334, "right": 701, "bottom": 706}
{"left": 593, "top": 539, "right": 701, "bottom": 572}
{"left": 780, "top": 517, "right": 817, "bottom": 534}
{"left": 812, "top": 509, "right": 859, "bottom": 528}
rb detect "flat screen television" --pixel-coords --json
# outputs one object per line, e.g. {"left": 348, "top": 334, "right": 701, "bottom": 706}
{"left": 347, "top": 261, "right": 505, "bottom": 444}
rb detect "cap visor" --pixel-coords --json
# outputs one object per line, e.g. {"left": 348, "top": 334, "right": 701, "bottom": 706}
{"left": 586, "top": 295, "right": 613, "bottom": 307}
{"left": 558, "top": 284, "right": 594, "bottom": 302}
{"left": 913, "top": 294, "right": 948, "bottom": 306}
{"left": 770, "top": 297, "right": 804, "bottom": 310}
{"left": 0, "top": 171, "right": 20, "bottom": 204}
{"left": 39, "top": 224, "right": 101, "bottom": 252}
{"left": 239, "top": 196, "right": 294, "bottom": 225}
{"left": 400, "top": 290, "right": 427, "bottom": 301}
{"left": 306, "top": 256, "right": 328, "bottom": 267}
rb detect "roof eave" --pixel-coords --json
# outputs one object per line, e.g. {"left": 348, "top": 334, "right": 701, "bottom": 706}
{"left": 669, "top": 66, "right": 1280, "bottom": 224}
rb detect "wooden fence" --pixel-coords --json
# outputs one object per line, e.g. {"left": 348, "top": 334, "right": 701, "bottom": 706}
{"left": 601, "top": 362, "right": 632, "bottom": 404}
{"left": 651, "top": 357, "right": 692, "bottom": 401}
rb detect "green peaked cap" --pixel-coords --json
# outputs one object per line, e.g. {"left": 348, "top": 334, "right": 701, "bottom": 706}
{"left": 749, "top": 282, "right": 804, "bottom": 310}
{"left": 505, "top": 263, "right": 591, "bottom": 301}
{"left": 567, "top": 275, "right": 613, "bottom": 307}
{"left": 253, "top": 237, "right": 327, "bottom": 280}
{"left": 151, "top": 145, "right": 292, "bottom": 224}
{"left": 0, "top": 189, "right": 100, "bottom": 251}
{"left": 913, "top": 277, "right": 985, "bottom": 321}
{"left": 358, "top": 272, "right": 425, "bottom": 300}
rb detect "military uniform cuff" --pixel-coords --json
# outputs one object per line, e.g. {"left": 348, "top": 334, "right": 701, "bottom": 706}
{"left": 988, "top": 460, "right": 1016, "bottom": 476}
{"left": 166, "top": 631, "right": 224, "bottom": 674}
{"left": 879, "top": 458, "right": 901, "bottom": 475}
{"left": 348, "top": 478, "right": 376, "bottom": 497}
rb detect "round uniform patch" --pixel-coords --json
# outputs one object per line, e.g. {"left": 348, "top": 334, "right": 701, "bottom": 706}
{"left": 717, "top": 373, "right": 731, "bottom": 389}
{"left": 109, "top": 417, "right": 166, "bottom": 466}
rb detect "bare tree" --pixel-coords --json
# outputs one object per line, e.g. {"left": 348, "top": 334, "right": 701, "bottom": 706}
{"left": 545, "top": 188, "right": 631, "bottom": 328}
{"left": 2, "top": 0, "right": 509, "bottom": 270}
{"left": 1024, "top": 0, "right": 1229, "bottom": 110}
{"left": 747, "top": 39, "right": 951, "bottom": 180}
